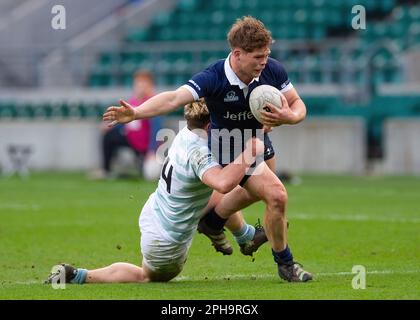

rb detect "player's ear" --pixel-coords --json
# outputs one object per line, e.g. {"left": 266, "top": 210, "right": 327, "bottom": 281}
{"left": 232, "top": 48, "right": 241, "bottom": 59}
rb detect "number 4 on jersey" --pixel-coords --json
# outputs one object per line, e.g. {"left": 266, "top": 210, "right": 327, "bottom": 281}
{"left": 161, "top": 157, "right": 174, "bottom": 193}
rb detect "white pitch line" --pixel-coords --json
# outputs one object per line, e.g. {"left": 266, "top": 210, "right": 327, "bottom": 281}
{"left": 317, "top": 270, "right": 420, "bottom": 276}
{"left": 174, "top": 270, "right": 420, "bottom": 281}
{"left": 8, "top": 280, "right": 42, "bottom": 285}
{"left": 8, "top": 270, "right": 420, "bottom": 284}
{"left": 291, "top": 213, "right": 420, "bottom": 224}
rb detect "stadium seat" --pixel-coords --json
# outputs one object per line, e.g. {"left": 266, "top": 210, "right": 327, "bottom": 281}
{"left": 85, "top": 0, "right": 411, "bottom": 87}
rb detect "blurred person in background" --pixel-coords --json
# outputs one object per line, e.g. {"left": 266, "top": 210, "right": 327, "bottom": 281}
{"left": 91, "top": 70, "right": 161, "bottom": 180}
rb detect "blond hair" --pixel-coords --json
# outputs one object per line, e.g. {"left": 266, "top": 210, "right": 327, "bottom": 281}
{"left": 184, "top": 98, "right": 210, "bottom": 129}
{"left": 227, "top": 16, "right": 272, "bottom": 52}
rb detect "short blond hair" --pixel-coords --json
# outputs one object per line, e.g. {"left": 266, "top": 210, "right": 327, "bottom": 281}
{"left": 184, "top": 98, "right": 210, "bottom": 129}
{"left": 227, "top": 16, "right": 272, "bottom": 52}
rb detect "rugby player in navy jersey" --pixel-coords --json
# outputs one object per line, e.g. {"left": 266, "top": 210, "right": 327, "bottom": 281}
{"left": 103, "top": 16, "right": 312, "bottom": 282}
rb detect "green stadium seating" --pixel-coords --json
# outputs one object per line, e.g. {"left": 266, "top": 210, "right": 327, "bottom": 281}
{"left": 0, "top": 101, "right": 110, "bottom": 120}
{"left": 85, "top": 0, "right": 420, "bottom": 87}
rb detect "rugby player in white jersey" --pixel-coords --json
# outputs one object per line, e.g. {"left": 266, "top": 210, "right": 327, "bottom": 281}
{"left": 45, "top": 99, "right": 264, "bottom": 284}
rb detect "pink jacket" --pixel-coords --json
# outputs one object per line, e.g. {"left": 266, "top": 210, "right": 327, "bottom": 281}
{"left": 124, "top": 96, "right": 153, "bottom": 154}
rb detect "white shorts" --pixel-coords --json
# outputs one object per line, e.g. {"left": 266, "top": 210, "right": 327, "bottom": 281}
{"left": 139, "top": 196, "right": 192, "bottom": 275}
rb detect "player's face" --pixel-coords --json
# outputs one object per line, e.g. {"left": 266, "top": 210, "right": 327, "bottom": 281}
{"left": 239, "top": 47, "right": 270, "bottom": 79}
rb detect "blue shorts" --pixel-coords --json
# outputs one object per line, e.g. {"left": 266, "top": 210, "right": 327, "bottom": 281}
{"left": 240, "top": 134, "right": 275, "bottom": 186}
{"left": 213, "top": 133, "right": 275, "bottom": 187}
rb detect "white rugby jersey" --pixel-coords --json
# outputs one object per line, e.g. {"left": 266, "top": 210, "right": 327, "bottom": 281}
{"left": 147, "top": 126, "right": 220, "bottom": 243}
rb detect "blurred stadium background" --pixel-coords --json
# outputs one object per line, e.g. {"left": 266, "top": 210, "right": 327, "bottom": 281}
{"left": 1, "top": 0, "right": 420, "bottom": 301}
{"left": 0, "top": 0, "right": 419, "bottom": 175}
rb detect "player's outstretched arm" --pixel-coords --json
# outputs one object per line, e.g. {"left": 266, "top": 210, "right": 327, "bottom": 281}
{"left": 202, "top": 138, "right": 264, "bottom": 194}
{"left": 103, "top": 87, "right": 195, "bottom": 126}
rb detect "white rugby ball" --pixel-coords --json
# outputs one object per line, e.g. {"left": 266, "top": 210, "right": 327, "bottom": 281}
{"left": 249, "top": 85, "right": 283, "bottom": 124}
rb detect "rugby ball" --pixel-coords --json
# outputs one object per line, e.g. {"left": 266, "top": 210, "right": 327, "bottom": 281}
{"left": 249, "top": 85, "right": 283, "bottom": 124}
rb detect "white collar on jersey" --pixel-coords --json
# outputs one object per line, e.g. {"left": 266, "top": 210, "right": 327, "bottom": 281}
{"left": 224, "top": 53, "right": 259, "bottom": 90}
{"left": 185, "top": 125, "right": 208, "bottom": 141}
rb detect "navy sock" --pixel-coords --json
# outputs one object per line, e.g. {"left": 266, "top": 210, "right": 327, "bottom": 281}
{"left": 204, "top": 208, "right": 228, "bottom": 231}
{"left": 272, "top": 245, "right": 294, "bottom": 265}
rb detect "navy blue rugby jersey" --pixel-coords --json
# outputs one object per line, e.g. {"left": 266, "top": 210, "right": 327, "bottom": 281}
{"left": 182, "top": 54, "right": 294, "bottom": 132}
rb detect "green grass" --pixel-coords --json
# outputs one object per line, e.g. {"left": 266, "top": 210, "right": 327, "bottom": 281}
{"left": 0, "top": 173, "right": 419, "bottom": 299}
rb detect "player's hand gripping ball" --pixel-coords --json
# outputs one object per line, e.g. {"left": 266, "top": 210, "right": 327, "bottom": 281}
{"left": 249, "top": 85, "right": 284, "bottom": 124}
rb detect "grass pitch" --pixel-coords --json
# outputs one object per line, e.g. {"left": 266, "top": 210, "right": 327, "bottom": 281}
{"left": 0, "top": 172, "right": 419, "bottom": 300}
